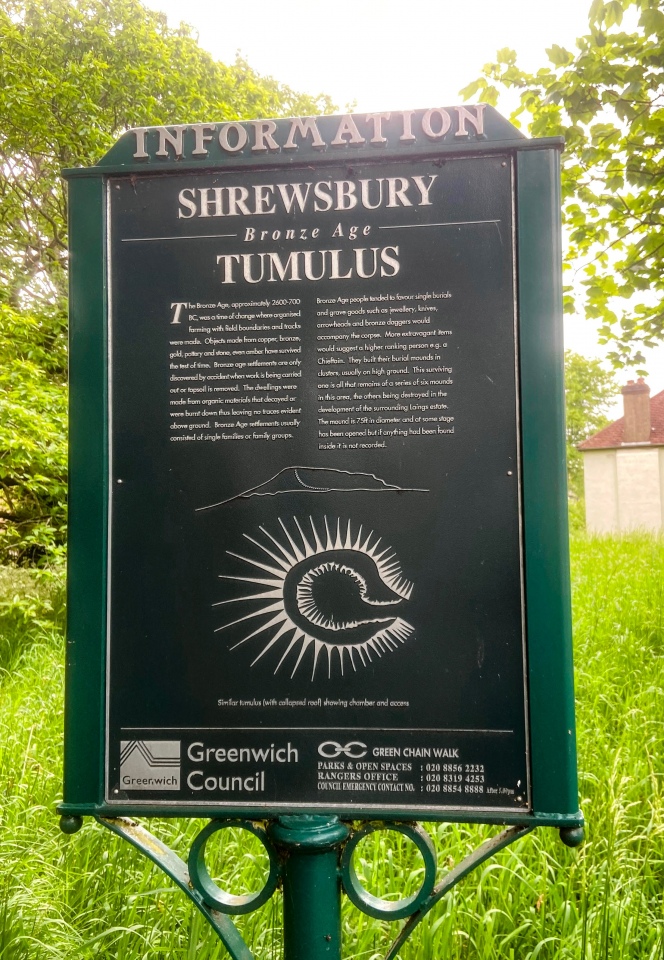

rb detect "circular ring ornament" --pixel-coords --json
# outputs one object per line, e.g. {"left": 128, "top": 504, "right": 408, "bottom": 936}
{"left": 340, "top": 822, "right": 437, "bottom": 920}
{"left": 188, "top": 819, "right": 280, "bottom": 914}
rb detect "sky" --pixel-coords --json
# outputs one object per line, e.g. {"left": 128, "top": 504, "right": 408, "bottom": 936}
{"left": 142, "top": 0, "right": 663, "bottom": 414}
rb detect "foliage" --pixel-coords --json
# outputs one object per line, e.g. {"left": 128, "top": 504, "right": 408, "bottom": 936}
{"left": 564, "top": 350, "right": 618, "bottom": 495}
{"left": 567, "top": 496, "right": 587, "bottom": 536}
{"left": 461, "top": 0, "right": 664, "bottom": 366}
{"left": 0, "top": 303, "right": 67, "bottom": 566}
{"left": 0, "top": 0, "right": 336, "bottom": 566}
{"left": 0, "top": 0, "right": 336, "bottom": 307}
{"left": 1, "top": 535, "right": 663, "bottom": 957}
{"left": 0, "top": 564, "right": 64, "bottom": 672}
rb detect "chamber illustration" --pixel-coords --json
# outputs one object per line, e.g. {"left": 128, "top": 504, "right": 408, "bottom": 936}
{"left": 215, "top": 516, "right": 415, "bottom": 679}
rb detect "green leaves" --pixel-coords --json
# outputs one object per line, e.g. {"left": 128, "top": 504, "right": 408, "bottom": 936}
{"left": 641, "top": 5, "right": 664, "bottom": 36}
{"left": 461, "top": 0, "right": 664, "bottom": 363}
{"left": 0, "top": 305, "right": 68, "bottom": 566}
{"left": 545, "top": 44, "right": 575, "bottom": 66}
{"left": 458, "top": 79, "right": 483, "bottom": 101}
{"left": 496, "top": 47, "right": 518, "bottom": 65}
{"left": 0, "top": 0, "right": 336, "bottom": 308}
{"left": 0, "top": 0, "right": 338, "bottom": 566}
{"left": 603, "top": 0, "right": 625, "bottom": 27}
{"left": 564, "top": 351, "right": 618, "bottom": 495}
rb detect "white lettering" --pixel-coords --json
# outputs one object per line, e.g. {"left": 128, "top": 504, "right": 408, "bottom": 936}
{"left": 253, "top": 184, "right": 276, "bottom": 215}
{"left": 387, "top": 178, "right": 411, "bottom": 207}
{"left": 191, "top": 123, "right": 216, "bottom": 156}
{"left": 313, "top": 181, "right": 334, "bottom": 212}
{"left": 227, "top": 186, "right": 251, "bottom": 216}
{"left": 284, "top": 117, "right": 325, "bottom": 150}
{"left": 422, "top": 108, "right": 452, "bottom": 139}
{"left": 276, "top": 182, "right": 312, "bottom": 213}
{"left": 381, "top": 246, "right": 400, "bottom": 277}
{"left": 329, "top": 249, "right": 352, "bottom": 280}
{"left": 155, "top": 126, "right": 184, "bottom": 158}
{"left": 251, "top": 119, "right": 279, "bottom": 152}
{"left": 178, "top": 188, "right": 197, "bottom": 219}
{"left": 219, "top": 122, "right": 248, "bottom": 153}
{"left": 359, "top": 178, "right": 385, "bottom": 209}
{"left": 335, "top": 181, "right": 357, "bottom": 211}
{"left": 331, "top": 114, "right": 366, "bottom": 146}
{"left": 132, "top": 127, "right": 149, "bottom": 159}
{"left": 188, "top": 770, "right": 204, "bottom": 790}
{"left": 400, "top": 111, "right": 416, "bottom": 142}
{"left": 199, "top": 187, "right": 223, "bottom": 218}
{"left": 217, "top": 254, "right": 241, "bottom": 283}
{"left": 170, "top": 302, "right": 188, "bottom": 324}
{"left": 412, "top": 174, "right": 438, "bottom": 205}
{"left": 455, "top": 104, "right": 486, "bottom": 137}
{"left": 267, "top": 251, "right": 302, "bottom": 282}
{"left": 365, "top": 112, "right": 391, "bottom": 143}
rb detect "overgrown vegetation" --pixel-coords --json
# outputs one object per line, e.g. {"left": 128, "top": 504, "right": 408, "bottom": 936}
{"left": 0, "top": 305, "right": 68, "bottom": 566}
{"left": 564, "top": 351, "right": 618, "bottom": 496}
{"left": 0, "top": 0, "right": 335, "bottom": 307}
{"left": 1, "top": 535, "right": 662, "bottom": 958}
{"left": 0, "top": 0, "right": 336, "bottom": 566}
{"left": 0, "top": 566, "right": 65, "bottom": 674}
{"left": 463, "top": 0, "right": 664, "bottom": 368}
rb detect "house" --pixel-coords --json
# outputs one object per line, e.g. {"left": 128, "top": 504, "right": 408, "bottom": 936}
{"left": 579, "top": 379, "right": 664, "bottom": 533}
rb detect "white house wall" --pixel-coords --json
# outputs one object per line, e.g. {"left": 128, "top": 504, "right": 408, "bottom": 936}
{"left": 616, "top": 448, "right": 662, "bottom": 531}
{"left": 583, "top": 447, "right": 663, "bottom": 533}
{"left": 583, "top": 450, "right": 618, "bottom": 533}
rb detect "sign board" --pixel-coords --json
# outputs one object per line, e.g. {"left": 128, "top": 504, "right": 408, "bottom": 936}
{"left": 61, "top": 106, "right": 581, "bottom": 827}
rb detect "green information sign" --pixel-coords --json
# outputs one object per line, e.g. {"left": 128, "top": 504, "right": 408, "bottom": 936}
{"left": 60, "top": 105, "right": 581, "bottom": 829}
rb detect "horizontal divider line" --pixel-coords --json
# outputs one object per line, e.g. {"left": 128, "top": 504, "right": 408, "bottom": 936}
{"left": 121, "top": 233, "right": 237, "bottom": 241}
{"left": 119, "top": 726, "right": 514, "bottom": 734}
{"left": 379, "top": 219, "right": 501, "bottom": 229}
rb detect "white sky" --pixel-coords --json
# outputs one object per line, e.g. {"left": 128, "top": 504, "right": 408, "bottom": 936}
{"left": 143, "top": 0, "right": 664, "bottom": 414}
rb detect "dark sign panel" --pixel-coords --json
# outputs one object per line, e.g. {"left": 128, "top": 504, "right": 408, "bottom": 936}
{"left": 106, "top": 152, "right": 527, "bottom": 813}
{"left": 62, "top": 107, "right": 581, "bottom": 827}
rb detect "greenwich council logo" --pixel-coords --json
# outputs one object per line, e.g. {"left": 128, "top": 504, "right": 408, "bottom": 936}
{"left": 119, "top": 740, "right": 181, "bottom": 791}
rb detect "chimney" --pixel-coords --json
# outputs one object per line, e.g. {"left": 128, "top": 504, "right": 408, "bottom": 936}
{"left": 621, "top": 378, "right": 651, "bottom": 443}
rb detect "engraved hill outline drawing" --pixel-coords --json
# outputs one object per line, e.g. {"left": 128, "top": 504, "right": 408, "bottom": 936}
{"left": 197, "top": 466, "right": 429, "bottom": 511}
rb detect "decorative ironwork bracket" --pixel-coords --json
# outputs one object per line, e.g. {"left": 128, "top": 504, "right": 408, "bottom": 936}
{"left": 58, "top": 815, "right": 581, "bottom": 960}
{"left": 98, "top": 816, "right": 257, "bottom": 960}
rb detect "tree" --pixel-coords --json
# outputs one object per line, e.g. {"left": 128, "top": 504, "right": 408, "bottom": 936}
{"left": 0, "top": 0, "right": 336, "bottom": 565}
{"left": 461, "top": 0, "right": 664, "bottom": 368}
{"left": 564, "top": 350, "right": 618, "bottom": 495}
{"left": 0, "top": 0, "right": 335, "bottom": 308}
{"left": 0, "top": 304, "right": 67, "bottom": 565}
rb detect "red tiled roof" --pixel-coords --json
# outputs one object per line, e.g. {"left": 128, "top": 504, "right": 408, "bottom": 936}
{"left": 579, "top": 389, "right": 664, "bottom": 450}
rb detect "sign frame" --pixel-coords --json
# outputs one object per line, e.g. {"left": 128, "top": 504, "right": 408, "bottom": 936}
{"left": 60, "top": 105, "right": 581, "bottom": 828}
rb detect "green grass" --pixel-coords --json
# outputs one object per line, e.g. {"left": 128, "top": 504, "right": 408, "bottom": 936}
{"left": 1, "top": 536, "right": 662, "bottom": 959}
{"left": 0, "top": 567, "right": 65, "bottom": 675}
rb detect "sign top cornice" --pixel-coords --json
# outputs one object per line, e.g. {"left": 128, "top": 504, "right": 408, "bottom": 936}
{"left": 63, "top": 105, "right": 564, "bottom": 178}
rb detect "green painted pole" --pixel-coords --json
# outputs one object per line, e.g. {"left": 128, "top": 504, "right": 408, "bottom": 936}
{"left": 269, "top": 815, "right": 349, "bottom": 960}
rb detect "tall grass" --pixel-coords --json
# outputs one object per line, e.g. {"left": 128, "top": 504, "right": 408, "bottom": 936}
{"left": 1, "top": 535, "right": 662, "bottom": 958}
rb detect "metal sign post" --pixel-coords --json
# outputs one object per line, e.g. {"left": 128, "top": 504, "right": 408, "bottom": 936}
{"left": 60, "top": 105, "right": 583, "bottom": 956}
